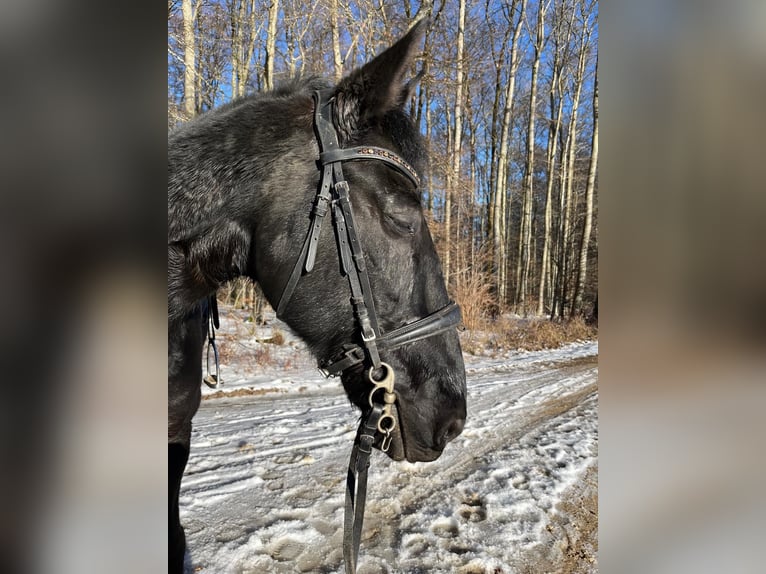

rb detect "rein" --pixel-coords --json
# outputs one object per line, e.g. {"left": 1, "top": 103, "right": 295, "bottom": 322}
{"left": 274, "top": 90, "right": 462, "bottom": 573}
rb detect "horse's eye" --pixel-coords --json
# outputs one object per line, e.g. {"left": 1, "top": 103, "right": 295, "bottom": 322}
{"left": 385, "top": 214, "right": 418, "bottom": 236}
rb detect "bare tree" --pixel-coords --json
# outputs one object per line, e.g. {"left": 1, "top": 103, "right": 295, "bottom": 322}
{"left": 515, "top": 0, "right": 548, "bottom": 312}
{"left": 443, "top": 0, "right": 467, "bottom": 284}
{"left": 538, "top": 0, "right": 576, "bottom": 315}
{"left": 264, "top": 0, "right": 280, "bottom": 90}
{"left": 229, "top": 0, "right": 260, "bottom": 97}
{"left": 571, "top": 57, "right": 597, "bottom": 316}
{"left": 330, "top": 0, "right": 343, "bottom": 80}
{"left": 182, "top": 0, "right": 198, "bottom": 118}
{"left": 492, "top": 0, "right": 526, "bottom": 304}
{"left": 551, "top": 0, "right": 592, "bottom": 319}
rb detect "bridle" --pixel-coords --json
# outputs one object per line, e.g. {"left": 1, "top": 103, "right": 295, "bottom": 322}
{"left": 274, "top": 89, "right": 462, "bottom": 573}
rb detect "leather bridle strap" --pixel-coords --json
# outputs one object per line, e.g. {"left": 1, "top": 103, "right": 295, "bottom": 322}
{"left": 343, "top": 403, "right": 383, "bottom": 572}
{"left": 319, "top": 147, "right": 420, "bottom": 188}
{"left": 273, "top": 90, "right": 463, "bottom": 574}
{"left": 320, "top": 301, "right": 462, "bottom": 376}
{"left": 276, "top": 90, "right": 420, "bottom": 326}
{"left": 319, "top": 92, "right": 383, "bottom": 369}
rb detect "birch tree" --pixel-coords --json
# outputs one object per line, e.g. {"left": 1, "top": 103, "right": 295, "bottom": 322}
{"left": 571, "top": 57, "right": 597, "bottom": 316}
{"left": 443, "top": 0, "right": 466, "bottom": 284}
{"left": 182, "top": 0, "right": 197, "bottom": 118}
{"left": 491, "top": 0, "right": 526, "bottom": 304}
{"left": 551, "top": 0, "right": 592, "bottom": 319}
{"left": 264, "top": 0, "right": 280, "bottom": 90}
{"left": 538, "top": 0, "right": 575, "bottom": 315}
{"left": 330, "top": 0, "right": 343, "bottom": 80}
{"left": 515, "top": 0, "right": 547, "bottom": 312}
{"left": 229, "top": 0, "right": 260, "bottom": 97}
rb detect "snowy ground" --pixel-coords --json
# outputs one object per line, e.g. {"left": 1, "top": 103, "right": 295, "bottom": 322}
{"left": 181, "top": 308, "right": 598, "bottom": 573}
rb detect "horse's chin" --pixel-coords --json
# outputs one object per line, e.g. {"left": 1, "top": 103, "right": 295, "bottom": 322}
{"left": 376, "top": 430, "right": 406, "bottom": 461}
{"left": 374, "top": 404, "right": 443, "bottom": 463}
{"left": 344, "top": 379, "right": 445, "bottom": 462}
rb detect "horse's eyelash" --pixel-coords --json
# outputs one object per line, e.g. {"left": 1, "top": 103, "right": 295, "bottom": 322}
{"left": 385, "top": 214, "right": 416, "bottom": 235}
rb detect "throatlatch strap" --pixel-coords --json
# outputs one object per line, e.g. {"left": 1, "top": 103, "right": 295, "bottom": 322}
{"left": 275, "top": 234, "right": 311, "bottom": 318}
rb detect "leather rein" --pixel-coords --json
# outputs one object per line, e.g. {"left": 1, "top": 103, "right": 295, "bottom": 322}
{"left": 273, "top": 90, "right": 462, "bottom": 573}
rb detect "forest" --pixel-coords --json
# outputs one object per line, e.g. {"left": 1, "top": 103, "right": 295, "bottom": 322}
{"left": 168, "top": 0, "right": 598, "bottom": 329}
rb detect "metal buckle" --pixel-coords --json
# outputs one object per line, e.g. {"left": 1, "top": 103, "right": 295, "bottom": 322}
{"left": 319, "top": 347, "right": 366, "bottom": 377}
{"left": 367, "top": 363, "right": 397, "bottom": 452}
{"left": 334, "top": 180, "right": 349, "bottom": 195}
{"left": 361, "top": 329, "right": 377, "bottom": 343}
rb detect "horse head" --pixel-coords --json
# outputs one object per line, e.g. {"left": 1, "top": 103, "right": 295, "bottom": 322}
{"left": 258, "top": 22, "right": 467, "bottom": 463}
{"left": 169, "top": 21, "right": 466, "bottom": 464}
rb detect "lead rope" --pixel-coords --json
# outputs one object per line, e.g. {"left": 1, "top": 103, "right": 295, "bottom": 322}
{"left": 343, "top": 364, "right": 397, "bottom": 573}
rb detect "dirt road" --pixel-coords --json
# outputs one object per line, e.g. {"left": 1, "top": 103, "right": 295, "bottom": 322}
{"left": 180, "top": 343, "right": 598, "bottom": 573}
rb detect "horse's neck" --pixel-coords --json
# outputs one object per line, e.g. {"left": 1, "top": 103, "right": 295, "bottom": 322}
{"left": 169, "top": 103, "right": 315, "bottom": 320}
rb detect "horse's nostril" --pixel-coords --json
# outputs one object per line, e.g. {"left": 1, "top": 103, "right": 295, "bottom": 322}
{"left": 438, "top": 417, "right": 465, "bottom": 449}
{"left": 446, "top": 418, "right": 465, "bottom": 441}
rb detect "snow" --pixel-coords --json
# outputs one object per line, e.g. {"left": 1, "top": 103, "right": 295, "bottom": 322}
{"left": 181, "top": 308, "right": 598, "bottom": 573}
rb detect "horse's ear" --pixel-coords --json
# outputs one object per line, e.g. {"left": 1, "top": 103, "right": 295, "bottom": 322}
{"left": 333, "top": 19, "right": 427, "bottom": 137}
{"left": 399, "top": 69, "right": 425, "bottom": 106}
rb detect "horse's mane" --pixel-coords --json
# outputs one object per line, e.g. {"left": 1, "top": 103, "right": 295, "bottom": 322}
{"left": 210, "top": 76, "right": 332, "bottom": 113}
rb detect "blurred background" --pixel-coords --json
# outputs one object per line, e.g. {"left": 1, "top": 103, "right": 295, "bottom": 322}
{"left": 600, "top": 1, "right": 766, "bottom": 572}
{"left": 0, "top": 0, "right": 764, "bottom": 572}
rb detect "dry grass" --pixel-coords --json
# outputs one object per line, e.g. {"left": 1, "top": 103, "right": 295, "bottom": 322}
{"left": 452, "top": 270, "right": 495, "bottom": 331}
{"left": 462, "top": 316, "right": 597, "bottom": 354}
{"left": 258, "top": 328, "right": 285, "bottom": 346}
{"left": 499, "top": 316, "right": 597, "bottom": 351}
{"left": 253, "top": 345, "right": 274, "bottom": 366}
{"left": 202, "top": 387, "right": 287, "bottom": 400}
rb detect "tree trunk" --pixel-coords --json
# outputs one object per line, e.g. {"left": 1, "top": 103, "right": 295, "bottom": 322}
{"left": 264, "top": 0, "right": 280, "bottom": 90}
{"left": 444, "top": 0, "right": 466, "bottom": 285}
{"left": 537, "top": 1, "right": 575, "bottom": 315}
{"left": 425, "top": 80, "right": 434, "bottom": 213}
{"left": 230, "top": 0, "right": 240, "bottom": 97}
{"left": 561, "top": 21, "right": 589, "bottom": 318}
{"left": 485, "top": 0, "right": 509, "bottom": 263}
{"left": 492, "top": 0, "right": 526, "bottom": 305}
{"left": 571, "top": 61, "right": 598, "bottom": 316}
{"left": 330, "top": 0, "right": 343, "bottom": 81}
{"left": 241, "top": 0, "right": 258, "bottom": 94}
{"left": 182, "top": 0, "right": 197, "bottom": 118}
{"left": 551, "top": 113, "right": 571, "bottom": 320}
{"left": 538, "top": 80, "right": 564, "bottom": 315}
{"left": 515, "top": 0, "right": 545, "bottom": 313}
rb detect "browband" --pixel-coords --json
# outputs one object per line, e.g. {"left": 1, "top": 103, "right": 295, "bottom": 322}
{"left": 319, "top": 147, "right": 420, "bottom": 188}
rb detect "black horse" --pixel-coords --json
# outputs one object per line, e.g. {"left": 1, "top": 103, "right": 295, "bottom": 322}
{"left": 168, "top": 22, "right": 466, "bottom": 572}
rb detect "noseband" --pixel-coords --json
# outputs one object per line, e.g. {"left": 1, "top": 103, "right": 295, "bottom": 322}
{"left": 274, "top": 90, "right": 462, "bottom": 572}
